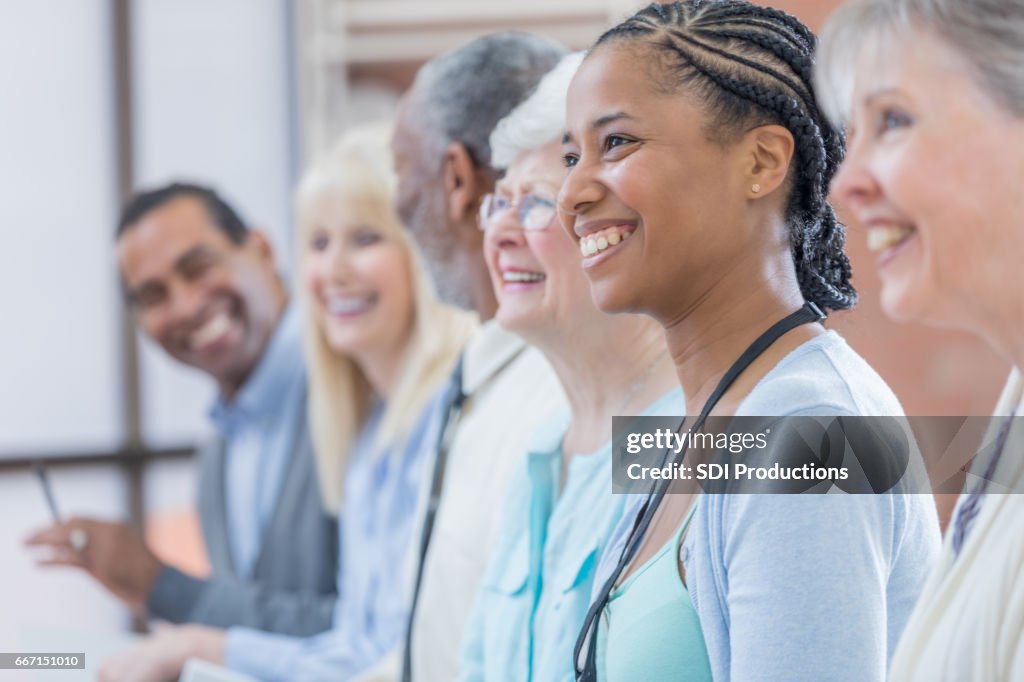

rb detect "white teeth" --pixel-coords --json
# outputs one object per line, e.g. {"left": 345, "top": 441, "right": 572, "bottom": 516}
{"left": 502, "top": 271, "right": 545, "bottom": 283}
{"left": 190, "top": 312, "right": 231, "bottom": 350}
{"left": 326, "top": 295, "right": 373, "bottom": 315}
{"left": 867, "top": 226, "right": 915, "bottom": 252}
{"left": 579, "top": 228, "right": 633, "bottom": 257}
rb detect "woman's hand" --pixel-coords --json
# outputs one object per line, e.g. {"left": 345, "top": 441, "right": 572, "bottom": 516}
{"left": 98, "top": 624, "right": 226, "bottom": 682}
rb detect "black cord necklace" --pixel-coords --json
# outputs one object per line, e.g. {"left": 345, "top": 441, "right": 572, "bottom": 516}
{"left": 574, "top": 301, "right": 825, "bottom": 681}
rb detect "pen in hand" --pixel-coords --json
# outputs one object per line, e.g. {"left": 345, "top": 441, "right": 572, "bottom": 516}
{"left": 33, "top": 459, "right": 61, "bottom": 520}
{"left": 32, "top": 460, "right": 87, "bottom": 552}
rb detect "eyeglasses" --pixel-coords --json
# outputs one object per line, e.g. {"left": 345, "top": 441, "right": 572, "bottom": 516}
{"left": 479, "top": 192, "right": 557, "bottom": 231}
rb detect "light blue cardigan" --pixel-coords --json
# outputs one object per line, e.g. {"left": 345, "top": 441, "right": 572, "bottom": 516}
{"left": 593, "top": 331, "right": 941, "bottom": 681}
{"left": 459, "top": 390, "right": 684, "bottom": 682}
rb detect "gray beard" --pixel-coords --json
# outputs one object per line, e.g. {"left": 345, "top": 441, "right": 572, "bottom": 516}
{"left": 407, "top": 199, "right": 476, "bottom": 312}
{"left": 422, "top": 247, "right": 474, "bottom": 311}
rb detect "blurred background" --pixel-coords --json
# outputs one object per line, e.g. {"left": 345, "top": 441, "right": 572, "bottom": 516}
{"left": 0, "top": 0, "right": 1008, "bottom": 649}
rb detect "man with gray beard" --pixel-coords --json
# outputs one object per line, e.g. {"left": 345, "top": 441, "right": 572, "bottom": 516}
{"left": 358, "top": 32, "right": 568, "bottom": 682}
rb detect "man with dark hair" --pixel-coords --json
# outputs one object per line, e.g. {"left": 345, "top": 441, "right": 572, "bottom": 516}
{"left": 27, "top": 182, "right": 338, "bottom": 637}
{"left": 358, "top": 32, "right": 569, "bottom": 682}
{"left": 117, "top": 182, "right": 249, "bottom": 244}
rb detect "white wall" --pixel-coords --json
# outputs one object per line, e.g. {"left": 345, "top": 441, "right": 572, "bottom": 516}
{"left": 0, "top": 0, "right": 121, "bottom": 456}
{"left": 0, "top": 2, "right": 132, "bottom": 665}
{"left": 0, "top": 0, "right": 295, "bottom": 456}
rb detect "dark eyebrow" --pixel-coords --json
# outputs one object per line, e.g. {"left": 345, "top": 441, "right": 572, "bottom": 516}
{"left": 175, "top": 244, "right": 216, "bottom": 272}
{"left": 123, "top": 277, "right": 161, "bottom": 304}
{"left": 562, "top": 111, "right": 635, "bottom": 144}
{"left": 592, "top": 111, "right": 634, "bottom": 129}
{"left": 121, "top": 245, "right": 217, "bottom": 303}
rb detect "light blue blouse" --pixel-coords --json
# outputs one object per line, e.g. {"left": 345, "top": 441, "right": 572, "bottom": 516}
{"left": 225, "top": 394, "right": 444, "bottom": 681}
{"left": 592, "top": 332, "right": 941, "bottom": 682}
{"left": 458, "top": 389, "right": 684, "bottom": 682}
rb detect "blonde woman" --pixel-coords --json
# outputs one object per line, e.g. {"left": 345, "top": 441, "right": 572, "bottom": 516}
{"left": 821, "top": 0, "right": 1024, "bottom": 678}
{"left": 98, "top": 123, "right": 476, "bottom": 682}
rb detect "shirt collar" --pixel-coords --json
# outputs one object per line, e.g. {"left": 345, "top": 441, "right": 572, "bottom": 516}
{"left": 528, "top": 410, "right": 572, "bottom": 458}
{"left": 524, "top": 387, "right": 686, "bottom": 472}
{"left": 209, "top": 303, "right": 303, "bottom": 430}
{"left": 461, "top": 319, "right": 529, "bottom": 396}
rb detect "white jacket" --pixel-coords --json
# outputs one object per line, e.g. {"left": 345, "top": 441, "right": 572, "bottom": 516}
{"left": 891, "top": 369, "right": 1024, "bottom": 681}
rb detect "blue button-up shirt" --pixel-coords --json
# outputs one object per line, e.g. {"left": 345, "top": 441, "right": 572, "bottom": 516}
{"left": 224, "top": 391, "right": 444, "bottom": 681}
{"left": 208, "top": 304, "right": 305, "bottom": 578}
{"left": 458, "top": 389, "right": 684, "bottom": 682}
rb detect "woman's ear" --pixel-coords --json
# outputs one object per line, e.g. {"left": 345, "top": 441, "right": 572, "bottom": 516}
{"left": 745, "top": 124, "right": 795, "bottom": 198}
{"left": 442, "top": 141, "right": 482, "bottom": 224}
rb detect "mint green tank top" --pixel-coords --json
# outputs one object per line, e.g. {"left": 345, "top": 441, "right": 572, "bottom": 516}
{"left": 598, "top": 504, "right": 713, "bottom": 681}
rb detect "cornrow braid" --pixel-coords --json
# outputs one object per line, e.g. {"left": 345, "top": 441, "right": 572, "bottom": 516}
{"left": 595, "top": 0, "right": 856, "bottom": 312}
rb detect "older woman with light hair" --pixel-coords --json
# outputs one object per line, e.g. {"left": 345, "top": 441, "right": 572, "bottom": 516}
{"left": 820, "top": 1, "right": 1024, "bottom": 679}
{"left": 99, "top": 122, "right": 476, "bottom": 682}
{"left": 456, "top": 52, "right": 682, "bottom": 682}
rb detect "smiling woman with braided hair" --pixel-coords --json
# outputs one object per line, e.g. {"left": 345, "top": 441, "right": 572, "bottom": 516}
{"left": 558, "top": 2, "right": 940, "bottom": 680}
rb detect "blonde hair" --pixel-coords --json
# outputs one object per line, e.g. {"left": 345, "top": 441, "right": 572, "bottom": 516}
{"left": 816, "top": 0, "right": 1024, "bottom": 127}
{"left": 296, "top": 122, "right": 477, "bottom": 513}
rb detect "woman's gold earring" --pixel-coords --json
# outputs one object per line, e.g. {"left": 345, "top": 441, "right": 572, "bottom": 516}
{"left": 751, "top": 183, "right": 761, "bottom": 194}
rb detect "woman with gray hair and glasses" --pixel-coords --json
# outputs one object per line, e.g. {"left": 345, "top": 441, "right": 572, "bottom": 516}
{"left": 456, "top": 52, "right": 683, "bottom": 682}
{"left": 820, "top": 0, "right": 1024, "bottom": 679}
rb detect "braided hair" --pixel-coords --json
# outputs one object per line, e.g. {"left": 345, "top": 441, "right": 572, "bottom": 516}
{"left": 595, "top": 0, "right": 856, "bottom": 311}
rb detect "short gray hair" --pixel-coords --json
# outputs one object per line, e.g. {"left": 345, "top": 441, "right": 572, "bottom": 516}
{"left": 410, "top": 31, "right": 567, "bottom": 168}
{"left": 489, "top": 52, "right": 585, "bottom": 170}
{"left": 816, "top": 0, "right": 1024, "bottom": 125}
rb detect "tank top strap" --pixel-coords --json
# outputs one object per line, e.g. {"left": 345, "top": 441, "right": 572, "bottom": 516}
{"left": 672, "top": 498, "right": 699, "bottom": 548}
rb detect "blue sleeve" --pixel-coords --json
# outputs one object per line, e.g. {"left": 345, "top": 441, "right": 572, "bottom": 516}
{"left": 455, "top": 586, "right": 487, "bottom": 682}
{"left": 148, "top": 566, "right": 205, "bottom": 623}
{"left": 455, "top": 456, "right": 532, "bottom": 682}
{"left": 148, "top": 566, "right": 336, "bottom": 636}
{"left": 715, "top": 493, "right": 893, "bottom": 682}
{"left": 226, "top": 624, "right": 376, "bottom": 682}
